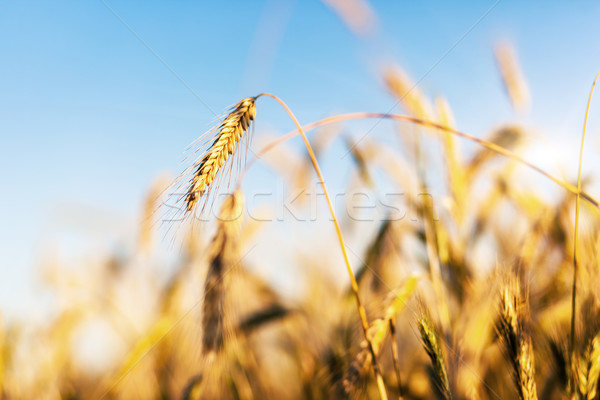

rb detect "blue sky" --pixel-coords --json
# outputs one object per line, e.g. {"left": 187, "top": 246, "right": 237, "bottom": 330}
{"left": 1, "top": 0, "right": 600, "bottom": 318}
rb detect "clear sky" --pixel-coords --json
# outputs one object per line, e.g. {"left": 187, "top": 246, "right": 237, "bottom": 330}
{"left": 1, "top": 0, "right": 600, "bottom": 318}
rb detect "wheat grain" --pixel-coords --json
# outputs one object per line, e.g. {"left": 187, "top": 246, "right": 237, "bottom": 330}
{"left": 185, "top": 97, "right": 256, "bottom": 213}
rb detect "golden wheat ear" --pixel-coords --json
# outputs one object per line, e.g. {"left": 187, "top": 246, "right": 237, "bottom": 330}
{"left": 497, "top": 282, "right": 538, "bottom": 400}
{"left": 417, "top": 314, "right": 453, "bottom": 400}
{"left": 184, "top": 96, "right": 256, "bottom": 214}
{"left": 579, "top": 333, "right": 600, "bottom": 399}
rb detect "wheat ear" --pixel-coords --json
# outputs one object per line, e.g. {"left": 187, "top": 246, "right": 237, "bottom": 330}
{"left": 201, "top": 190, "right": 244, "bottom": 355}
{"left": 585, "top": 334, "right": 600, "bottom": 400}
{"left": 417, "top": 315, "right": 453, "bottom": 400}
{"left": 494, "top": 42, "right": 530, "bottom": 111}
{"left": 576, "top": 333, "right": 600, "bottom": 400}
{"left": 497, "top": 283, "right": 538, "bottom": 400}
{"left": 185, "top": 97, "right": 256, "bottom": 212}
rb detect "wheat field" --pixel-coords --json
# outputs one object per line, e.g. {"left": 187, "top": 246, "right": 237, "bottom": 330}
{"left": 2, "top": 3, "right": 600, "bottom": 400}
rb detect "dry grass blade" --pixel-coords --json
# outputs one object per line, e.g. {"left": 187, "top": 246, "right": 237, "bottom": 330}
{"left": 497, "top": 282, "right": 538, "bottom": 400}
{"left": 354, "top": 219, "right": 393, "bottom": 287}
{"left": 417, "top": 314, "right": 453, "bottom": 400}
{"left": 97, "top": 315, "right": 173, "bottom": 399}
{"left": 345, "top": 136, "right": 374, "bottom": 187}
{"left": 237, "top": 304, "right": 290, "bottom": 334}
{"left": 389, "top": 318, "right": 404, "bottom": 399}
{"left": 370, "top": 276, "right": 419, "bottom": 354}
{"left": 467, "top": 125, "right": 523, "bottom": 179}
{"left": 185, "top": 97, "right": 256, "bottom": 213}
{"left": 202, "top": 190, "right": 244, "bottom": 355}
{"left": 435, "top": 97, "right": 466, "bottom": 219}
{"left": 421, "top": 190, "right": 451, "bottom": 337}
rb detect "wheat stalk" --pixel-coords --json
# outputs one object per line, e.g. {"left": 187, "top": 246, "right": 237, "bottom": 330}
{"left": 181, "top": 93, "right": 388, "bottom": 399}
{"left": 571, "top": 71, "right": 600, "bottom": 392}
{"left": 256, "top": 93, "right": 389, "bottom": 400}
{"left": 389, "top": 318, "right": 405, "bottom": 399}
{"left": 250, "top": 112, "right": 600, "bottom": 211}
{"left": 185, "top": 97, "right": 256, "bottom": 212}
{"left": 498, "top": 283, "right": 538, "bottom": 400}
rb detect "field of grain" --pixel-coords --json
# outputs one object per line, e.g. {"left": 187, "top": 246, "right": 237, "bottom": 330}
{"left": 2, "top": 2, "right": 600, "bottom": 400}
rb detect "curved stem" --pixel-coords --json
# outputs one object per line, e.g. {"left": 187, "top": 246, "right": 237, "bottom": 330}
{"left": 246, "top": 112, "right": 599, "bottom": 211}
{"left": 254, "top": 93, "right": 388, "bottom": 400}
{"left": 239, "top": 99, "right": 600, "bottom": 398}
{"left": 569, "top": 71, "right": 600, "bottom": 387}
